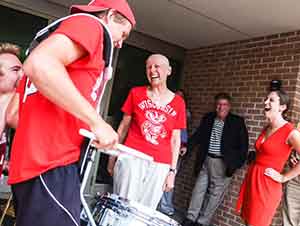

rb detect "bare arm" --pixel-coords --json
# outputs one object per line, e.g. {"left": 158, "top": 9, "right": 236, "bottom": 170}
{"left": 282, "top": 130, "right": 300, "bottom": 182}
{"left": 107, "top": 114, "right": 132, "bottom": 176}
{"left": 23, "top": 34, "right": 118, "bottom": 148}
{"left": 265, "top": 129, "right": 300, "bottom": 183}
{"left": 0, "top": 94, "right": 13, "bottom": 136}
{"left": 163, "top": 129, "right": 181, "bottom": 192}
{"left": 117, "top": 114, "right": 132, "bottom": 143}
{"left": 5, "top": 93, "right": 19, "bottom": 128}
{"left": 0, "top": 114, "right": 5, "bottom": 138}
{"left": 170, "top": 129, "right": 181, "bottom": 169}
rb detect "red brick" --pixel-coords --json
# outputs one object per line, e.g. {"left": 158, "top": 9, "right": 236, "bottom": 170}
{"left": 178, "top": 29, "right": 300, "bottom": 226}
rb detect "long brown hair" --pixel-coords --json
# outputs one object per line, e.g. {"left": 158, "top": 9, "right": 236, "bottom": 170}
{"left": 274, "top": 90, "right": 290, "bottom": 119}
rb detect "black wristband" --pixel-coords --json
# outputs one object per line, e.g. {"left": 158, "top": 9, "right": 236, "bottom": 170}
{"left": 169, "top": 168, "right": 176, "bottom": 174}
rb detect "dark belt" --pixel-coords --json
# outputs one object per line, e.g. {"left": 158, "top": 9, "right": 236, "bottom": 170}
{"left": 207, "top": 153, "right": 223, "bottom": 159}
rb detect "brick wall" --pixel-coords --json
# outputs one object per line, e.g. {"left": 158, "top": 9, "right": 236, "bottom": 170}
{"left": 174, "top": 31, "right": 300, "bottom": 226}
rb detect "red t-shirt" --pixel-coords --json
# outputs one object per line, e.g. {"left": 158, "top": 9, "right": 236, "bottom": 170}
{"left": 8, "top": 15, "right": 106, "bottom": 184}
{"left": 122, "top": 86, "right": 186, "bottom": 164}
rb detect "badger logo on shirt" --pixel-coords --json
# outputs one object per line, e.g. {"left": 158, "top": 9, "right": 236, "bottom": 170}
{"left": 142, "top": 110, "right": 167, "bottom": 145}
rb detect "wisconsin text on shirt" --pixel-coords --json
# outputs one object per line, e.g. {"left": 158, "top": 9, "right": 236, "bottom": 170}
{"left": 138, "top": 99, "right": 177, "bottom": 117}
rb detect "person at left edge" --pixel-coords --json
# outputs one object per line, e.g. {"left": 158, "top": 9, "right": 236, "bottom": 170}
{"left": 8, "top": 1, "right": 136, "bottom": 226}
{"left": 0, "top": 43, "right": 23, "bottom": 176}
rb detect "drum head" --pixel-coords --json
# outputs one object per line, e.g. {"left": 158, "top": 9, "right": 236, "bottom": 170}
{"left": 84, "top": 193, "right": 181, "bottom": 226}
{"left": 127, "top": 198, "right": 181, "bottom": 226}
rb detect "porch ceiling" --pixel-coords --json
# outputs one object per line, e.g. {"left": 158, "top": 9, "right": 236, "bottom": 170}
{"left": 48, "top": 0, "right": 300, "bottom": 49}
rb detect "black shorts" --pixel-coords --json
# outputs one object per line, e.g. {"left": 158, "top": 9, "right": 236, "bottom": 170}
{"left": 12, "top": 163, "right": 80, "bottom": 226}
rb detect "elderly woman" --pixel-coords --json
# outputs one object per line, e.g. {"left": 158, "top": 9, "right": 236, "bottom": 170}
{"left": 107, "top": 54, "right": 186, "bottom": 209}
{"left": 237, "top": 89, "right": 300, "bottom": 226}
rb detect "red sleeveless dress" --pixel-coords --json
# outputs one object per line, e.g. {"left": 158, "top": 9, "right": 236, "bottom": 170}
{"left": 236, "top": 123, "right": 294, "bottom": 226}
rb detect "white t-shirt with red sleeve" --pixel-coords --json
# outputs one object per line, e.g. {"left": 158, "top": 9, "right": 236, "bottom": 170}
{"left": 8, "top": 15, "right": 106, "bottom": 184}
{"left": 122, "top": 86, "right": 186, "bottom": 164}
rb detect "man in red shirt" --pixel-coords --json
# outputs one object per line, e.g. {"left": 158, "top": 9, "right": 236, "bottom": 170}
{"left": 8, "top": 1, "right": 135, "bottom": 226}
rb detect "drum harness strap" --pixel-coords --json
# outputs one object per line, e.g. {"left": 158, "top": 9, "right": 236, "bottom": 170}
{"left": 26, "top": 13, "right": 114, "bottom": 226}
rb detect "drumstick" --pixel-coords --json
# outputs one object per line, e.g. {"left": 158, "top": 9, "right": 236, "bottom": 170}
{"left": 79, "top": 129, "right": 153, "bottom": 161}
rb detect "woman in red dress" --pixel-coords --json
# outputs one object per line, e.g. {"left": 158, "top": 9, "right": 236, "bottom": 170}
{"left": 237, "top": 89, "right": 300, "bottom": 226}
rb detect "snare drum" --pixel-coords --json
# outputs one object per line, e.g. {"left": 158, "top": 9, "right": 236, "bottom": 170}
{"left": 81, "top": 193, "right": 181, "bottom": 226}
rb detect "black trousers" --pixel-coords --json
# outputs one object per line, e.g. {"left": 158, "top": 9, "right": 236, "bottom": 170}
{"left": 12, "top": 163, "right": 80, "bottom": 226}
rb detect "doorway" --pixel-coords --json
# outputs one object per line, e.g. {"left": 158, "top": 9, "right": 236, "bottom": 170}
{"left": 0, "top": 5, "right": 48, "bottom": 59}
